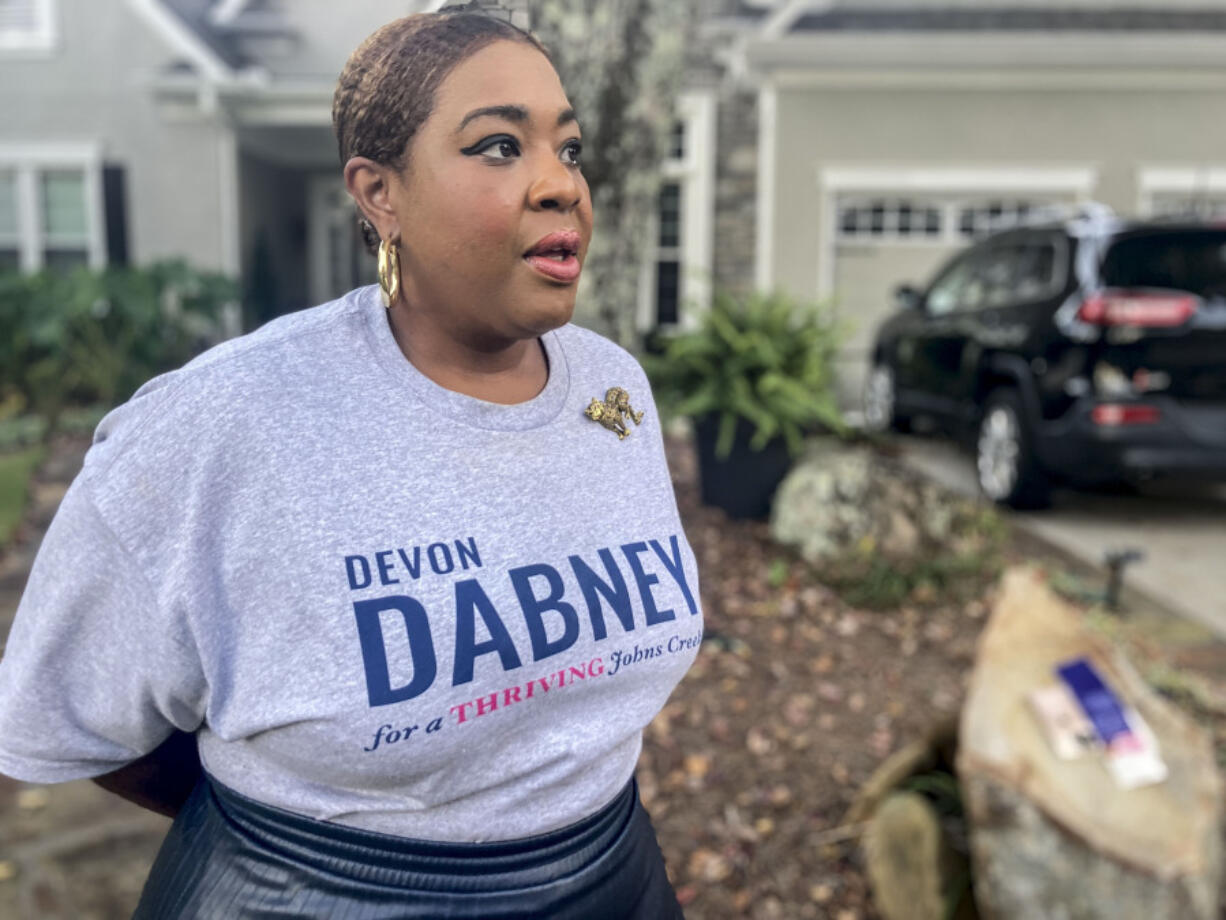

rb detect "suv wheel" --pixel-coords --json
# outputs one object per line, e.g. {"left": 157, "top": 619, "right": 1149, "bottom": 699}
{"left": 976, "top": 389, "right": 1050, "bottom": 509}
{"left": 863, "top": 363, "right": 910, "bottom": 433}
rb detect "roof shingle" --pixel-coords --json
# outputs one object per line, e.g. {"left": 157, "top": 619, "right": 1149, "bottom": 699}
{"left": 792, "top": 7, "right": 1226, "bottom": 34}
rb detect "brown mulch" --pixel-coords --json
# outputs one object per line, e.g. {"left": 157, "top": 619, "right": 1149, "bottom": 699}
{"left": 647, "top": 433, "right": 1226, "bottom": 920}
{"left": 642, "top": 434, "right": 1004, "bottom": 920}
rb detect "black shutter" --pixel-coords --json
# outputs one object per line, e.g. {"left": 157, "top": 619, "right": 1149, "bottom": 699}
{"left": 102, "top": 164, "right": 129, "bottom": 265}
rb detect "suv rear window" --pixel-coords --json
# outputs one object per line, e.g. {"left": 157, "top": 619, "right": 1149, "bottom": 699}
{"left": 1101, "top": 230, "right": 1226, "bottom": 300}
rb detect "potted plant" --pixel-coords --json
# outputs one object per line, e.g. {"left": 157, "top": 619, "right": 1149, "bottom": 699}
{"left": 645, "top": 288, "right": 845, "bottom": 519}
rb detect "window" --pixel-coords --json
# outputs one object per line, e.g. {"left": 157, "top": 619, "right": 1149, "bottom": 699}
{"left": 956, "top": 199, "right": 1044, "bottom": 239}
{"left": 926, "top": 254, "right": 976, "bottom": 316}
{"left": 0, "top": 170, "right": 18, "bottom": 272}
{"left": 926, "top": 236, "right": 1065, "bottom": 315}
{"left": 1013, "top": 240, "right": 1061, "bottom": 302}
{"left": 654, "top": 181, "right": 683, "bottom": 325}
{"left": 667, "top": 119, "right": 685, "bottom": 162}
{"left": 1102, "top": 230, "right": 1226, "bottom": 299}
{"left": 837, "top": 198, "right": 943, "bottom": 240}
{"left": 0, "top": 0, "right": 56, "bottom": 51}
{"left": 638, "top": 91, "right": 715, "bottom": 332}
{"left": 41, "top": 170, "right": 89, "bottom": 270}
{"left": 1149, "top": 195, "right": 1226, "bottom": 221}
{"left": 0, "top": 146, "right": 104, "bottom": 273}
{"left": 968, "top": 246, "right": 1020, "bottom": 310}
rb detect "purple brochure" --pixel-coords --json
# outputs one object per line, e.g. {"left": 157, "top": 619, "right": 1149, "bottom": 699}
{"left": 1055, "top": 657, "right": 1131, "bottom": 746}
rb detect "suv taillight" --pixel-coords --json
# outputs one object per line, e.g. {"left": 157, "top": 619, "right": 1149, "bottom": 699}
{"left": 1077, "top": 290, "right": 1198, "bottom": 327}
{"left": 1091, "top": 404, "right": 1162, "bottom": 426}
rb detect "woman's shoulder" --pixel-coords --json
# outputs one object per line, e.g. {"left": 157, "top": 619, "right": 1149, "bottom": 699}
{"left": 86, "top": 289, "right": 372, "bottom": 476}
{"left": 553, "top": 322, "right": 649, "bottom": 386}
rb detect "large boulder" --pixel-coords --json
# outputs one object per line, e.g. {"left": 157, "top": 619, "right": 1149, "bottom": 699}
{"left": 957, "top": 567, "right": 1222, "bottom": 919}
{"left": 769, "top": 440, "right": 986, "bottom": 565}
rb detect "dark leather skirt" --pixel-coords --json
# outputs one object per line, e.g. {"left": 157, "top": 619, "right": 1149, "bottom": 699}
{"left": 132, "top": 773, "right": 684, "bottom": 919}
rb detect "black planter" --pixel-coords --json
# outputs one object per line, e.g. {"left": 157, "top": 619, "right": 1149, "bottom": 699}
{"left": 693, "top": 414, "right": 793, "bottom": 520}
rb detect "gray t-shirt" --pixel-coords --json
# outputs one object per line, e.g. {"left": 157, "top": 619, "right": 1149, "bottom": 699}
{"left": 0, "top": 285, "right": 703, "bottom": 842}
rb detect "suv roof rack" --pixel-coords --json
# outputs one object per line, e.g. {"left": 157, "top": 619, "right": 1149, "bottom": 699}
{"left": 979, "top": 201, "right": 1117, "bottom": 237}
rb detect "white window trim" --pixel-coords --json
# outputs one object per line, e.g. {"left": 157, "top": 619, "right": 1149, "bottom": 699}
{"left": 1136, "top": 166, "right": 1226, "bottom": 217}
{"left": 754, "top": 81, "right": 776, "bottom": 292}
{"left": 0, "top": 0, "right": 56, "bottom": 52}
{"left": 637, "top": 88, "right": 717, "bottom": 333}
{"left": 815, "top": 165, "right": 1098, "bottom": 300}
{"left": 0, "top": 142, "right": 106, "bottom": 272}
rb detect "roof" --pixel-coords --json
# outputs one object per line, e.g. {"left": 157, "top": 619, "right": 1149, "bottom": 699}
{"left": 160, "top": 0, "right": 251, "bottom": 69}
{"left": 156, "top": 0, "right": 295, "bottom": 73}
{"left": 791, "top": 7, "right": 1226, "bottom": 34}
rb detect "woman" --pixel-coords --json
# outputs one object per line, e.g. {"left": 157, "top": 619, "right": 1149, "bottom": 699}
{"left": 0, "top": 7, "right": 701, "bottom": 918}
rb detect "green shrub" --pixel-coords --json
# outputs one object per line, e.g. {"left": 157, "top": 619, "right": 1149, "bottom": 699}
{"left": 0, "top": 446, "right": 46, "bottom": 545}
{"left": 0, "top": 261, "right": 236, "bottom": 437}
{"left": 643, "top": 288, "right": 846, "bottom": 458}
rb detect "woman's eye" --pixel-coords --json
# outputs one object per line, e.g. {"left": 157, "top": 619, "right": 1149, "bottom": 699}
{"left": 563, "top": 141, "right": 583, "bottom": 167}
{"left": 476, "top": 137, "right": 520, "bottom": 159}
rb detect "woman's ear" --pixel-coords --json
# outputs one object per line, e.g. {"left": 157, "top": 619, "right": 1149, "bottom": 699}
{"left": 344, "top": 157, "right": 399, "bottom": 241}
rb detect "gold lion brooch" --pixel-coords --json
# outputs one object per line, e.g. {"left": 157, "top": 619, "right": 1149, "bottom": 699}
{"left": 585, "top": 386, "right": 645, "bottom": 440}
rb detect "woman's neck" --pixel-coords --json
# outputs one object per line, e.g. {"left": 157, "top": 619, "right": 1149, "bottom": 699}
{"left": 385, "top": 305, "right": 549, "bottom": 405}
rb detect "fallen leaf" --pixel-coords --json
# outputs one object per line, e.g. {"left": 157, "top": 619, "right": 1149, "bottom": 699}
{"left": 746, "top": 727, "right": 772, "bottom": 756}
{"left": 836, "top": 613, "right": 861, "bottom": 637}
{"left": 687, "top": 848, "right": 731, "bottom": 882}
{"left": 810, "top": 883, "right": 833, "bottom": 903}
{"left": 768, "top": 784, "right": 792, "bottom": 806}
{"left": 783, "top": 693, "right": 815, "bottom": 726}
{"left": 684, "top": 754, "right": 711, "bottom": 779}
{"left": 817, "top": 681, "right": 843, "bottom": 702}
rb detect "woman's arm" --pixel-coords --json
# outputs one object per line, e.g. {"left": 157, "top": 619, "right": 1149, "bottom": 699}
{"left": 90, "top": 730, "right": 202, "bottom": 818}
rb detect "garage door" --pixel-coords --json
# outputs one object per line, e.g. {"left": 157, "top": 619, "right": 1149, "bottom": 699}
{"left": 830, "top": 195, "right": 1075, "bottom": 410}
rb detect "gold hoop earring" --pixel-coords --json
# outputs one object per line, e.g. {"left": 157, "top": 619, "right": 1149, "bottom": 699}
{"left": 377, "top": 236, "right": 401, "bottom": 309}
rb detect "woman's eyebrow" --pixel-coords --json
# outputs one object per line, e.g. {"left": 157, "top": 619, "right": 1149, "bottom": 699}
{"left": 455, "top": 105, "right": 579, "bottom": 134}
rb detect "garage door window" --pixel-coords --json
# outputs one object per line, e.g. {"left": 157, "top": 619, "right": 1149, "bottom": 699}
{"left": 1149, "top": 194, "right": 1226, "bottom": 221}
{"left": 956, "top": 200, "right": 1045, "bottom": 239}
{"left": 0, "top": 0, "right": 55, "bottom": 50}
{"left": 838, "top": 198, "right": 943, "bottom": 240}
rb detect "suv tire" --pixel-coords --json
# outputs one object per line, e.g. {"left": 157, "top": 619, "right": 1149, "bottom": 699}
{"left": 863, "top": 363, "right": 911, "bottom": 433}
{"left": 976, "top": 389, "right": 1051, "bottom": 509}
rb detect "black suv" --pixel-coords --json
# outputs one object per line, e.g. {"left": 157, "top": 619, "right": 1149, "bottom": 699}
{"left": 863, "top": 207, "right": 1226, "bottom": 508}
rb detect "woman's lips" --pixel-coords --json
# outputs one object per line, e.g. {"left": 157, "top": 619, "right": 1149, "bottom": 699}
{"left": 523, "top": 252, "right": 581, "bottom": 283}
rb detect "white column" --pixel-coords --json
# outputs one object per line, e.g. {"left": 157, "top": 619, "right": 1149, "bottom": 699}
{"left": 16, "top": 166, "right": 40, "bottom": 272}
{"left": 217, "top": 125, "right": 240, "bottom": 278}
{"left": 754, "top": 82, "right": 776, "bottom": 293}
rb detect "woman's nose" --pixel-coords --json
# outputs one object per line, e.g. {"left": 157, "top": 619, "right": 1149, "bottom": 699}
{"left": 528, "top": 155, "right": 583, "bottom": 212}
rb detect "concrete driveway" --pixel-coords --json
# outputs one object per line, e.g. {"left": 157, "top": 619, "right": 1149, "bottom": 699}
{"left": 895, "top": 434, "right": 1226, "bottom": 639}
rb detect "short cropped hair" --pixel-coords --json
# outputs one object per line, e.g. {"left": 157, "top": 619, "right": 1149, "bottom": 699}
{"left": 332, "top": 8, "right": 549, "bottom": 251}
